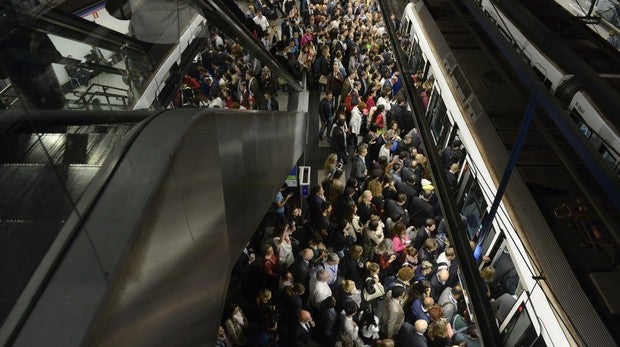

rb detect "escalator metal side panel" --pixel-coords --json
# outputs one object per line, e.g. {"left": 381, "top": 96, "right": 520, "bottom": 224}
{"left": 217, "top": 110, "right": 308, "bottom": 262}
{"left": 9, "top": 109, "right": 200, "bottom": 347}
{"left": 9, "top": 109, "right": 307, "bottom": 347}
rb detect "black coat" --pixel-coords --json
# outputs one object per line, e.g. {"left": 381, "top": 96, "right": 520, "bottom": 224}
{"left": 289, "top": 321, "right": 311, "bottom": 347}
{"left": 261, "top": 98, "right": 279, "bottom": 111}
{"left": 408, "top": 197, "right": 434, "bottom": 229}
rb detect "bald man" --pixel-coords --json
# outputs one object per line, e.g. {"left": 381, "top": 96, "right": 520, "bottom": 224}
{"left": 430, "top": 268, "right": 450, "bottom": 301}
{"left": 395, "top": 320, "right": 427, "bottom": 346}
{"left": 411, "top": 296, "right": 434, "bottom": 323}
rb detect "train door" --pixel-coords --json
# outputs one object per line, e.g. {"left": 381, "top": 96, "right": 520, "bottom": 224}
{"left": 409, "top": 35, "right": 425, "bottom": 74}
{"left": 456, "top": 161, "right": 488, "bottom": 239}
{"left": 400, "top": 19, "right": 414, "bottom": 66}
{"left": 426, "top": 87, "right": 452, "bottom": 148}
{"left": 488, "top": 240, "right": 522, "bottom": 298}
{"left": 445, "top": 128, "right": 467, "bottom": 169}
{"left": 499, "top": 291, "right": 546, "bottom": 347}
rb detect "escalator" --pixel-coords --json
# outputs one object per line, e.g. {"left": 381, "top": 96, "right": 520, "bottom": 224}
{"left": 0, "top": 1, "right": 310, "bottom": 345}
{"left": 0, "top": 106, "right": 308, "bottom": 346}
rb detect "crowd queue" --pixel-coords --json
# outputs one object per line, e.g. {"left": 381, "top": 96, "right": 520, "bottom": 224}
{"left": 212, "top": 1, "right": 490, "bottom": 346}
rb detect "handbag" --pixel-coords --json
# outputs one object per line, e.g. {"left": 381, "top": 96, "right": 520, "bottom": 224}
{"left": 363, "top": 281, "right": 386, "bottom": 301}
{"left": 106, "top": 0, "right": 132, "bottom": 20}
{"left": 319, "top": 75, "right": 328, "bottom": 85}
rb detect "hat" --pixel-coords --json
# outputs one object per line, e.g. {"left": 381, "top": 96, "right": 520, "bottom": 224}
{"left": 421, "top": 178, "right": 434, "bottom": 191}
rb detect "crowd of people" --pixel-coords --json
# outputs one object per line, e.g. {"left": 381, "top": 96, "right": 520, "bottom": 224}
{"left": 219, "top": 132, "right": 484, "bottom": 347}
{"left": 211, "top": 1, "right": 498, "bottom": 346}
{"left": 170, "top": 0, "right": 431, "bottom": 117}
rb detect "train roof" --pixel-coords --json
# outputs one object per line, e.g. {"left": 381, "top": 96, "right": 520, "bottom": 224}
{"left": 494, "top": 0, "right": 620, "bottom": 135}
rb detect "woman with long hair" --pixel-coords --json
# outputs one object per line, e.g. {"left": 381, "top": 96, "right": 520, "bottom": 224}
{"left": 357, "top": 190, "right": 374, "bottom": 225}
{"left": 390, "top": 222, "right": 410, "bottom": 255}
{"left": 427, "top": 317, "right": 454, "bottom": 347}
{"left": 369, "top": 104, "right": 386, "bottom": 134}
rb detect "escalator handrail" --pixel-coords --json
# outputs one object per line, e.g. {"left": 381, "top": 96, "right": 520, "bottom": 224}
{"left": 0, "top": 110, "right": 152, "bottom": 133}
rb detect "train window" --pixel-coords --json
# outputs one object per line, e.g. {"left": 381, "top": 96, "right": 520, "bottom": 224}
{"left": 482, "top": 233, "right": 505, "bottom": 269}
{"left": 438, "top": 111, "right": 453, "bottom": 150}
{"left": 460, "top": 177, "right": 487, "bottom": 239}
{"left": 491, "top": 247, "right": 521, "bottom": 297}
{"left": 599, "top": 144, "right": 618, "bottom": 168}
{"left": 410, "top": 40, "right": 424, "bottom": 73}
{"left": 428, "top": 92, "right": 449, "bottom": 145}
{"left": 456, "top": 160, "right": 472, "bottom": 204}
{"left": 402, "top": 19, "right": 411, "bottom": 36}
{"left": 578, "top": 122, "right": 592, "bottom": 138}
{"left": 501, "top": 303, "right": 541, "bottom": 347}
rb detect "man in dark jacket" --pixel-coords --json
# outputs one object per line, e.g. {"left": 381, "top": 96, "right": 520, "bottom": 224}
{"left": 319, "top": 91, "right": 334, "bottom": 140}
{"left": 350, "top": 144, "right": 368, "bottom": 184}
{"left": 261, "top": 91, "right": 279, "bottom": 110}
{"left": 333, "top": 118, "right": 348, "bottom": 164}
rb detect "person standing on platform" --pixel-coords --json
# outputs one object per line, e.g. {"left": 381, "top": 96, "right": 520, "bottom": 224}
{"left": 350, "top": 144, "right": 369, "bottom": 186}
{"left": 333, "top": 118, "right": 348, "bottom": 164}
{"left": 319, "top": 91, "right": 334, "bottom": 140}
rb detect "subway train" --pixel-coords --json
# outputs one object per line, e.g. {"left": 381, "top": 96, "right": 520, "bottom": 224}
{"left": 477, "top": 0, "right": 620, "bottom": 175}
{"left": 401, "top": 1, "right": 618, "bottom": 345}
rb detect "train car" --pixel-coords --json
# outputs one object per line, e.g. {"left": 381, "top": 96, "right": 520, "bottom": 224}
{"left": 477, "top": 0, "right": 620, "bottom": 175}
{"left": 565, "top": 0, "right": 620, "bottom": 33}
{"left": 401, "top": 1, "right": 618, "bottom": 345}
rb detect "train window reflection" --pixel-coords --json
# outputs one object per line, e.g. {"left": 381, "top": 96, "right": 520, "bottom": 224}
{"left": 578, "top": 122, "right": 592, "bottom": 138}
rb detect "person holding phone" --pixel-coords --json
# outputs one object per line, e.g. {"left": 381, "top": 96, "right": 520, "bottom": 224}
{"left": 274, "top": 183, "right": 294, "bottom": 227}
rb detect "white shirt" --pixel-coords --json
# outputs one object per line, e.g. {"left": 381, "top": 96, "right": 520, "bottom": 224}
{"left": 209, "top": 97, "right": 224, "bottom": 109}
{"left": 322, "top": 262, "right": 338, "bottom": 285}
{"left": 379, "top": 144, "right": 391, "bottom": 160}
{"left": 311, "top": 281, "right": 332, "bottom": 309}
{"left": 377, "top": 96, "right": 391, "bottom": 112}
{"left": 436, "top": 252, "right": 451, "bottom": 268}
{"left": 214, "top": 35, "right": 224, "bottom": 48}
{"left": 350, "top": 107, "right": 362, "bottom": 135}
{"left": 253, "top": 15, "right": 269, "bottom": 31}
